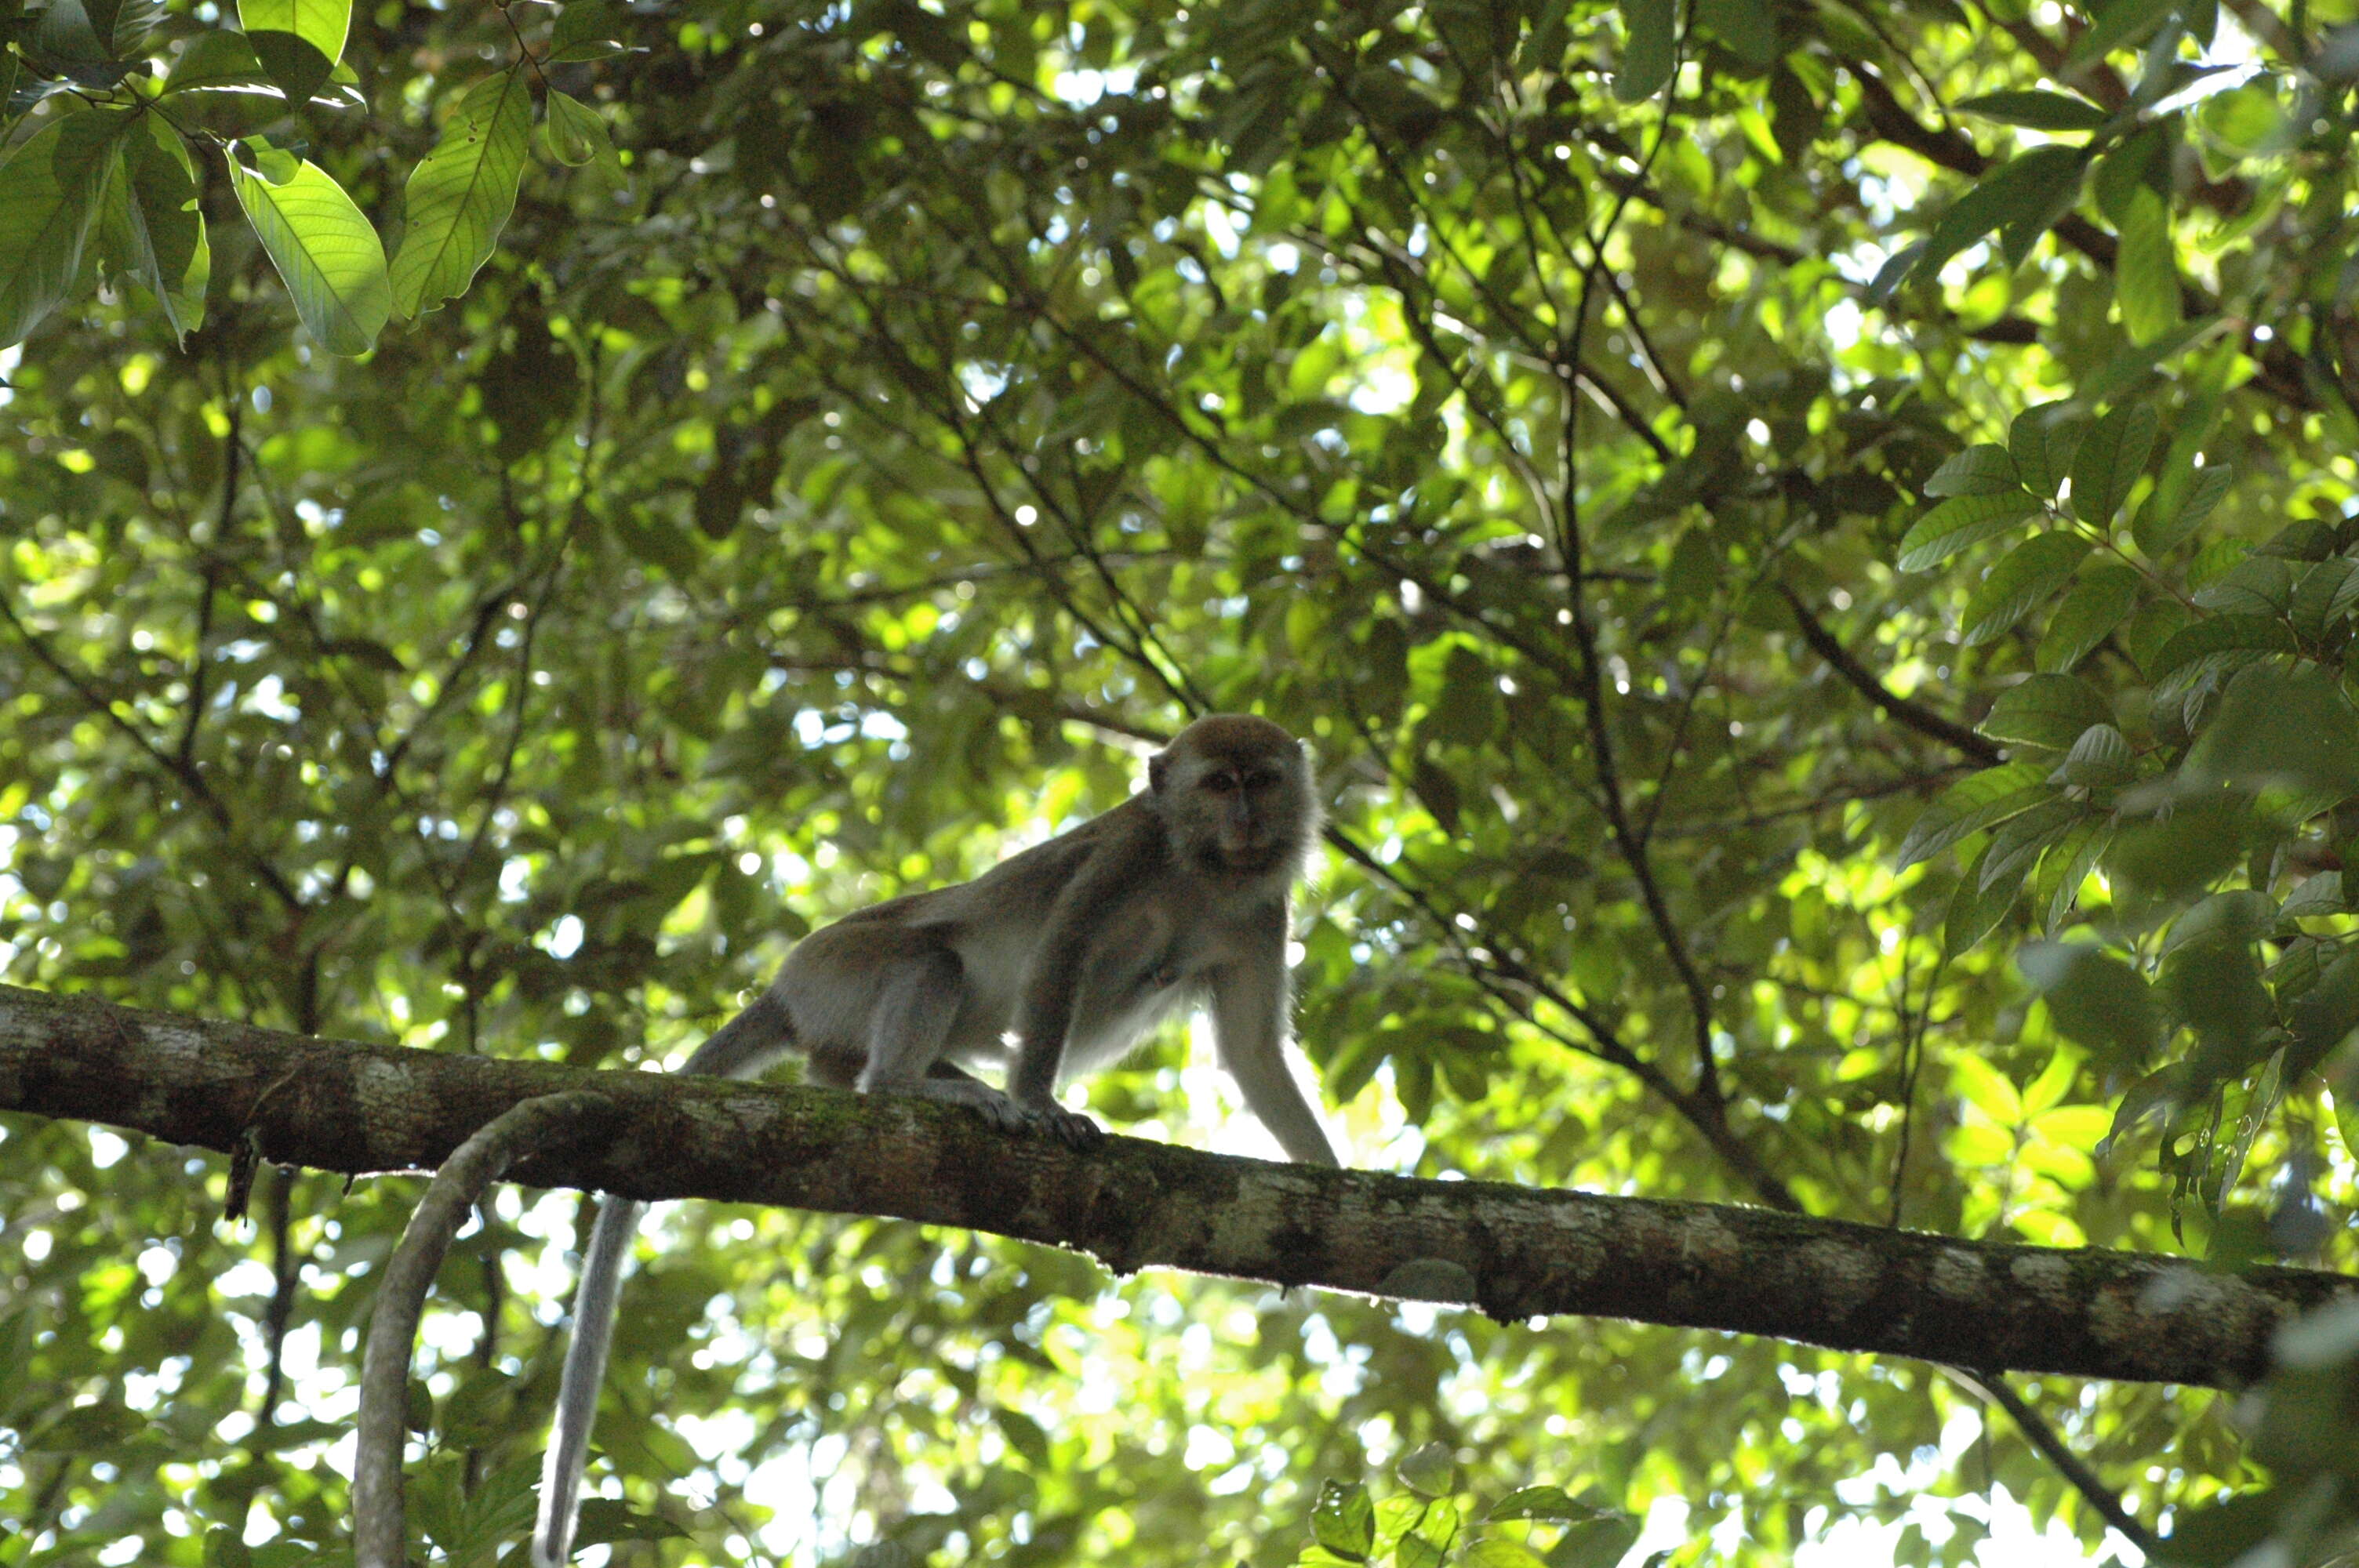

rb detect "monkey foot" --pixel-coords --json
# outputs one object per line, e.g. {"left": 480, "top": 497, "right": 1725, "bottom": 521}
{"left": 972, "top": 1096, "right": 1103, "bottom": 1150}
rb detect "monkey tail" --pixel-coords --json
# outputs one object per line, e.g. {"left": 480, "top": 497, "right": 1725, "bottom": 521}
{"left": 532, "top": 1193, "right": 643, "bottom": 1568}
{"left": 532, "top": 989, "right": 798, "bottom": 1566}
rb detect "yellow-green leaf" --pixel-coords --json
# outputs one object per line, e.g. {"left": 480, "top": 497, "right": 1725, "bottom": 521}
{"left": 543, "top": 89, "right": 612, "bottom": 169}
{"left": 224, "top": 141, "right": 390, "bottom": 355}
{"left": 391, "top": 70, "right": 533, "bottom": 317}
{"left": 236, "top": 0, "right": 348, "bottom": 64}
{"left": 2114, "top": 186, "right": 2180, "bottom": 345}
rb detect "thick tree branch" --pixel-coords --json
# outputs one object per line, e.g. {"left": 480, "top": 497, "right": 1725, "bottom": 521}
{"left": 3, "top": 984, "right": 2350, "bottom": 1389}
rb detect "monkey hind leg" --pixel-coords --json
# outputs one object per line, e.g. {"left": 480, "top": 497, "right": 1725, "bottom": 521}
{"left": 859, "top": 950, "right": 1102, "bottom": 1149}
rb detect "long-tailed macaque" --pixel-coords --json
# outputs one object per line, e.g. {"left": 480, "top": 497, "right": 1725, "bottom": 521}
{"left": 533, "top": 714, "right": 1339, "bottom": 1566}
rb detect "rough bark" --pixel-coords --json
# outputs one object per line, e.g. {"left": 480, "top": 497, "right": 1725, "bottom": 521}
{"left": 2, "top": 983, "right": 2350, "bottom": 1388}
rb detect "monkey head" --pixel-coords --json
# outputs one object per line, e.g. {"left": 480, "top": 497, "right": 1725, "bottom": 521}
{"left": 1149, "top": 714, "right": 1318, "bottom": 879}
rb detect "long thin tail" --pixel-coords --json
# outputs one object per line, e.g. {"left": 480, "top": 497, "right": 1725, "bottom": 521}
{"left": 532, "top": 1193, "right": 642, "bottom": 1567}
{"left": 531, "top": 990, "right": 797, "bottom": 1566}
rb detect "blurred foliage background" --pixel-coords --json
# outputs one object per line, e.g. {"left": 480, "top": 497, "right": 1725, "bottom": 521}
{"left": 8, "top": 0, "right": 2359, "bottom": 1561}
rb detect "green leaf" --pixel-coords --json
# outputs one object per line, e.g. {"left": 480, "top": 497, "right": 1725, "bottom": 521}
{"left": 1896, "top": 491, "right": 2044, "bottom": 572}
{"left": 2010, "top": 403, "right": 2087, "bottom": 497}
{"left": 549, "top": 0, "right": 633, "bottom": 60}
{"left": 1395, "top": 1441, "right": 1455, "bottom": 1497}
{"left": 1980, "top": 797, "right": 2088, "bottom": 892}
{"left": 106, "top": 114, "right": 207, "bottom": 339}
{"left": 1980, "top": 673, "right": 2111, "bottom": 749}
{"left": 2280, "top": 870, "right": 2344, "bottom": 922}
{"left": 1694, "top": 0, "right": 1777, "bottom": 65}
{"left": 1614, "top": 0, "right": 1674, "bottom": 101}
{"left": 2288, "top": 558, "right": 2355, "bottom": 641}
{"left": 2052, "top": 723, "right": 2136, "bottom": 789}
{"left": 224, "top": 139, "right": 391, "bottom": 355}
{"left": 1961, "top": 532, "right": 2091, "bottom": 646}
{"left": 2078, "top": 314, "right": 2229, "bottom": 407}
{"left": 2148, "top": 613, "right": 2298, "bottom": 683}
{"left": 2037, "top": 563, "right": 2139, "bottom": 672}
{"left": 2018, "top": 942, "right": 2162, "bottom": 1064}
{"left": 2193, "top": 554, "right": 2293, "bottom": 618}
{"left": 0, "top": 106, "right": 131, "bottom": 347}
{"left": 2066, "top": 0, "right": 2178, "bottom": 68}
{"left": 1311, "top": 1480, "right": 1376, "bottom": 1559}
{"left": 1916, "top": 145, "right": 2086, "bottom": 281}
{"left": 236, "top": 0, "right": 347, "bottom": 64}
{"left": 2068, "top": 403, "right": 2158, "bottom": 526}
{"left": 238, "top": 0, "right": 346, "bottom": 104}
{"left": 2184, "top": 664, "right": 2359, "bottom": 804}
{"left": 391, "top": 70, "right": 534, "bottom": 317}
{"left": 2114, "top": 185, "right": 2181, "bottom": 345}
{"left": 1956, "top": 89, "right": 2109, "bottom": 131}
{"left": 1485, "top": 1488, "right": 1603, "bottom": 1524}
{"left": 1946, "top": 843, "right": 2019, "bottom": 958}
{"left": 2162, "top": 890, "right": 2277, "bottom": 960}
{"left": 161, "top": 28, "right": 274, "bottom": 94}
{"left": 1896, "top": 761, "right": 2051, "bottom": 869}
{"left": 2134, "top": 461, "right": 2232, "bottom": 557}
{"left": 543, "top": 89, "right": 613, "bottom": 169}
{"left": 2286, "top": 949, "right": 2359, "bottom": 1080}
{"left": 2036, "top": 815, "right": 2115, "bottom": 931}
{"left": 1923, "top": 443, "right": 2023, "bottom": 498}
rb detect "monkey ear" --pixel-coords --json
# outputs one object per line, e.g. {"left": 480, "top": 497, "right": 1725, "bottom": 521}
{"left": 1148, "top": 750, "right": 1171, "bottom": 793}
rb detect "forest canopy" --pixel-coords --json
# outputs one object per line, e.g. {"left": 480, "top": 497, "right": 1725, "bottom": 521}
{"left": 6, "top": 0, "right": 2359, "bottom": 1563}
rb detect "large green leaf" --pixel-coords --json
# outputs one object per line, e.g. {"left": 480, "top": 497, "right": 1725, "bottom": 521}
{"left": 1956, "top": 89, "right": 2108, "bottom": 131}
{"left": 2069, "top": 403, "right": 2158, "bottom": 526}
{"left": 1914, "top": 145, "right": 2086, "bottom": 282}
{"left": 104, "top": 114, "right": 207, "bottom": 339}
{"left": 2134, "top": 461, "right": 2232, "bottom": 558}
{"left": 2052, "top": 724, "right": 2136, "bottom": 789}
{"left": 0, "top": 107, "right": 131, "bottom": 347}
{"left": 1922, "top": 443, "right": 2023, "bottom": 498}
{"left": 1896, "top": 491, "right": 2043, "bottom": 572}
{"left": 543, "top": 89, "right": 614, "bottom": 169}
{"left": 2036, "top": 815, "right": 2115, "bottom": 931}
{"left": 1614, "top": 0, "right": 1674, "bottom": 100}
{"left": 224, "top": 139, "right": 390, "bottom": 355}
{"left": 2009, "top": 404, "right": 2087, "bottom": 498}
{"left": 2037, "top": 563, "right": 2140, "bottom": 672}
{"left": 238, "top": 0, "right": 347, "bottom": 104}
{"left": 2185, "top": 665, "right": 2359, "bottom": 804}
{"left": 161, "top": 27, "right": 275, "bottom": 94}
{"left": 1896, "top": 761, "right": 2052, "bottom": 869}
{"left": 1961, "top": 532, "right": 2091, "bottom": 645}
{"left": 236, "top": 0, "right": 348, "bottom": 60}
{"left": 1979, "top": 673, "right": 2111, "bottom": 750}
{"left": 2148, "top": 613, "right": 2298, "bottom": 684}
{"left": 2114, "top": 186, "right": 2180, "bottom": 345}
{"left": 390, "top": 70, "right": 534, "bottom": 318}
{"left": 1946, "top": 843, "right": 2019, "bottom": 958}
{"left": 2019, "top": 942, "right": 2163, "bottom": 1064}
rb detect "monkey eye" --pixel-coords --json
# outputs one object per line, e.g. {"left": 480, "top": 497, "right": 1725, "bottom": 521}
{"left": 1205, "top": 772, "right": 1238, "bottom": 792}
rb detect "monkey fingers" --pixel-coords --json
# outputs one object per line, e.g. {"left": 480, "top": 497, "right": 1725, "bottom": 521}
{"left": 1034, "top": 1105, "right": 1105, "bottom": 1151}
